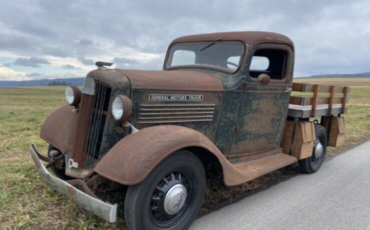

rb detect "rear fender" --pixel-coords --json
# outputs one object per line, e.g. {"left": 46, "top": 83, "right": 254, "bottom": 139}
{"left": 94, "top": 125, "right": 233, "bottom": 186}
{"left": 40, "top": 105, "right": 78, "bottom": 153}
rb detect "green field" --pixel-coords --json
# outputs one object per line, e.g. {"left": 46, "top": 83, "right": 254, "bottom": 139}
{"left": 1, "top": 78, "right": 370, "bottom": 229}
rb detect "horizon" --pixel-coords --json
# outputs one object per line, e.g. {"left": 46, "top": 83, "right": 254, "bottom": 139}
{"left": 1, "top": 72, "right": 370, "bottom": 85}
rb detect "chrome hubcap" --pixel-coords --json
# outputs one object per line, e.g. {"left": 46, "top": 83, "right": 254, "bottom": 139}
{"left": 163, "top": 184, "right": 187, "bottom": 215}
{"left": 314, "top": 142, "right": 323, "bottom": 159}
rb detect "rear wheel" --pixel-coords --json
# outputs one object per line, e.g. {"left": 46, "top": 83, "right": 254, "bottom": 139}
{"left": 124, "top": 150, "right": 206, "bottom": 230}
{"left": 299, "top": 125, "right": 327, "bottom": 173}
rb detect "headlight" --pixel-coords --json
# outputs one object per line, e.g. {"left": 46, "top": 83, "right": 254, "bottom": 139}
{"left": 65, "top": 85, "right": 81, "bottom": 106}
{"left": 112, "top": 95, "right": 133, "bottom": 122}
{"left": 112, "top": 97, "right": 124, "bottom": 120}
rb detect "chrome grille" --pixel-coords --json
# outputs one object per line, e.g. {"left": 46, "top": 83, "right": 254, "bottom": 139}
{"left": 84, "top": 81, "right": 111, "bottom": 168}
{"left": 139, "top": 104, "right": 215, "bottom": 124}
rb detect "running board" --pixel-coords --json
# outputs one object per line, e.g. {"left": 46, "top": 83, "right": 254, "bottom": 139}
{"left": 223, "top": 153, "right": 297, "bottom": 186}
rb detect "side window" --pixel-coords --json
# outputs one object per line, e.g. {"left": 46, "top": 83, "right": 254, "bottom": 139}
{"left": 250, "top": 57, "right": 269, "bottom": 71}
{"left": 171, "top": 50, "right": 195, "bottom": 66}
{"left": 249, "top": 49, "right": 287, "bottom": 80}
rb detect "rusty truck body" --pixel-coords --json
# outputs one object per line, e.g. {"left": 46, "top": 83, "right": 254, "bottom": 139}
{"left": 30, "top": 31, "right": 349, "bottom": 230}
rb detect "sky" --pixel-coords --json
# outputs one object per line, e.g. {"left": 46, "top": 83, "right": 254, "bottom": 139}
{"left": 0, "top": 0, "right": 369, "bottom": 81}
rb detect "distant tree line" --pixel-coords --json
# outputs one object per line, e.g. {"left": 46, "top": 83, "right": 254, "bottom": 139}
{"left": 47, "top": 81, "right": 71, "bottom": 86}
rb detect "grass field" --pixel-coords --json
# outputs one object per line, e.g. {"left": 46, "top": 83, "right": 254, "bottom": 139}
{"left": 1, "top": 78, "right": 370, "bottom": 229}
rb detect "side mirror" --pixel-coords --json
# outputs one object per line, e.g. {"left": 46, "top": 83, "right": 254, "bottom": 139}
{"left": 257, "top": 74, "right": 270, "bottom": 86}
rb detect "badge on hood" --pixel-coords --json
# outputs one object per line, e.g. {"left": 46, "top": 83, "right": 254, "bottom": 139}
{"left": 149, "top": 94, "right": 203, "bottom": 102}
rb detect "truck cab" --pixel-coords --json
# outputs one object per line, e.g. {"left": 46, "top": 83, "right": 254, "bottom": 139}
{"left": 30, "top": 31, "right": 349, "bottom": 230}
{"left": 164, "top": 33, "right": 294, "bottom": 158}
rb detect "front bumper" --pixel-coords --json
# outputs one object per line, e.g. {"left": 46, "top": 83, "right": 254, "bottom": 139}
{"left": 29, "top": 144, "right": 117, "bottom": 223}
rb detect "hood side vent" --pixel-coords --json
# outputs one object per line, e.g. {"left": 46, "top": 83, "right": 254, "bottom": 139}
{"left": 139, "top": 104, "right": 215, "bottom": 124}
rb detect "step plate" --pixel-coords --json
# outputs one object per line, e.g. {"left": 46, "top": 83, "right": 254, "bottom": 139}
{"left": 225, "top": 153, "right": 297, "bottom": 186}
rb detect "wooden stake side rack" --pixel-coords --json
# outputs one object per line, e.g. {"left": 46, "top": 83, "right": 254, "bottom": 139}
{"left": 287, "top": 83, "right": 350, "bottom": 118}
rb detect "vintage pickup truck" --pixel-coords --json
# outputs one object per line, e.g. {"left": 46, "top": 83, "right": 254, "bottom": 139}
{"left": 30, "top": 31, "right": 350, "bottom": 230}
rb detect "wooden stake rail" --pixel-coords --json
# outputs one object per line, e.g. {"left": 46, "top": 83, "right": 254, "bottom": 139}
{"left": 290, "top": 83, "right": 350, "bottom": 117}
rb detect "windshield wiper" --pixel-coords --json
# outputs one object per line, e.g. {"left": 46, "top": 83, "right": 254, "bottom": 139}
{"left": 200, "top": 37, "right": 223, "bottom": 51}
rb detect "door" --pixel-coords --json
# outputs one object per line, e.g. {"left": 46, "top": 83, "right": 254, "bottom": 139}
{"left": 228, "top": 44, "right": 294, "bottom": 158}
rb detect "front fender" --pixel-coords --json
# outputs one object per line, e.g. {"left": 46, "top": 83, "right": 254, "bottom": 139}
{"left": 40, "top": 105, "right": 78, "bottom": 153}
{"left": 94, "top": 125, "right": 230, "bottom": 186}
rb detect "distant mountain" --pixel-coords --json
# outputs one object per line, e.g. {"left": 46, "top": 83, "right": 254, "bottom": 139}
{"left": 358, "top": 71, "right": 370, "bottom": 76}
{"left": 0, "top": 78, "right": 84, "bottom": 87}
{"left": 308, "top": 71, "right": 370, "bottom": 78}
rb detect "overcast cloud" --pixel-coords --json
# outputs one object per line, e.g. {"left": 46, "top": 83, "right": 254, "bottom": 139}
{"left": 0, "top": 0, "right": 369, "bottom": 80}
{"left": 12, "top": 57, "right": 50, "bottom": 68}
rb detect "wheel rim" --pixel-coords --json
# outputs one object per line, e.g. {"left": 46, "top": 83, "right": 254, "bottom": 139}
{"left": 149, "top": 171, "right": 195, "bottom": 228}
{"left": 311, "top": 138, "right": 325, "bottom": 166}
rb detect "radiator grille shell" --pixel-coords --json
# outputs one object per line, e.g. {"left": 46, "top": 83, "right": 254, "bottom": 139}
{"left": 72, "top": 80, "right": 112, "bottom": 168}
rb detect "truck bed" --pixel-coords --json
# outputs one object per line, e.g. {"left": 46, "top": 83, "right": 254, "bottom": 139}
{"left": 288, "top": 104, "right": 347, "bottom": 118}
{"left": 288, "top": 83, "right": 350, "bottom": 118}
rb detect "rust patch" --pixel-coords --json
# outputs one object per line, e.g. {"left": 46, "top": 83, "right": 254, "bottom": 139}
{"left": 242, "top": 82, "right": 248, "bottom": 92}
{"left": 94, "top": 125, "right": 294, "bottom": 186}
{"left": 115, "top": 126, "right": 124, "bottom": 134}
{"left": 94, "top": 125, "right": 229, "bottom": 185}
{"left": 116, "top": 69, "right": 224, "bottom": 92}
{"left": 67, "top": 186, "right": 77, "bottom": 196}
{"left": 170, "top": 31, "right": 294, "bottom": 50}
{"left": 40, "top": 105, "right": 78, "bottom": 154}
{"left": 45, "top": 174, "right": 52, "bottom": 181}
{"left": 71, "top": 94, "right": 94, "bottom": 165}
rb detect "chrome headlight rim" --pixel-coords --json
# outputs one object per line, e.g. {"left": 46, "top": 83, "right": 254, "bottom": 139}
{"left": 112, "top": 95, "right": 133, "bottom": 122}
{"left": 65, "top": 85, "right": 81, "bottom": 106}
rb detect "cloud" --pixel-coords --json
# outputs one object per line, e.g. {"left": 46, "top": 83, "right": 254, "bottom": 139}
{"left": 62, "top": 64, "right": 81, "bottom": 70}
{"left": 78, "top": 39, "right": 93, "bottom": 46}
{"left": 0, "top": 66, "right": 28, "bottom": 80}
{"left": 12, "top": 57, "right": 50, "bottom": 68}
{"left": 42, "top": 46, "right": 71, "bottom": 58}
{"left": 26, "top": 72, "right": 44, "bottom": 78}
{"left": 78, "top": 57, "right": 95, "bottom": 65}
{"left": 113, "top": 55, "right": 163, "bottom": 70}
{"left": 0, "top": 0, "right": 369, "bottom": 77}
{"left": 25, "top": 71, "right": 85, "bottom": 80}
{"left": 113, "top": 57, "right": 139, "bottom": 65}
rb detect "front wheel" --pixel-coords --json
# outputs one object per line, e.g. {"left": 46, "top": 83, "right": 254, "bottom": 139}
{"left": 299, "top": 125, "right": 327, "bottom": 173}
{"left": 124, "top": 150, "right": 206, "bottom": 230}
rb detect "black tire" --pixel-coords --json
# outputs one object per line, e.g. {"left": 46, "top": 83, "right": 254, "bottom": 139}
{"left": 299, "top": 125, "right": 327, "bottom": 174}
{"left": 124, "top": 150, "right": 206, "bottom": 230}
{"left": 47, "top": 145, "right": 71, "bottom": 180}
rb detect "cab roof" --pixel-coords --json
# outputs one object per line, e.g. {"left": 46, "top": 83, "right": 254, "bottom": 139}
{"left": 170, "top": 31, "right": 294, "bottom": 49}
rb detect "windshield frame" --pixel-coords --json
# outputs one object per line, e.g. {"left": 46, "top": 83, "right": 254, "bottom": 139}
{"left": 164, "top": 41, "right": 246, "bottom": 74}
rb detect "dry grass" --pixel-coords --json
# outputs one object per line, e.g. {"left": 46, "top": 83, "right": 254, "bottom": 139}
{"left": 0, "top": 78, "right": 369, "bottom": 229}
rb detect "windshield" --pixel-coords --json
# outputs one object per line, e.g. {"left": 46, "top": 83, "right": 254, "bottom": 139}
{"left": 165, "top": 42, "right": 245, "bottom": 73}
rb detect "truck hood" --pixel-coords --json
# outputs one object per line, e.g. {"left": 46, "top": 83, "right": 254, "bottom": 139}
{"left": 116, "top": 69, "right": 224, "bottom": 92}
